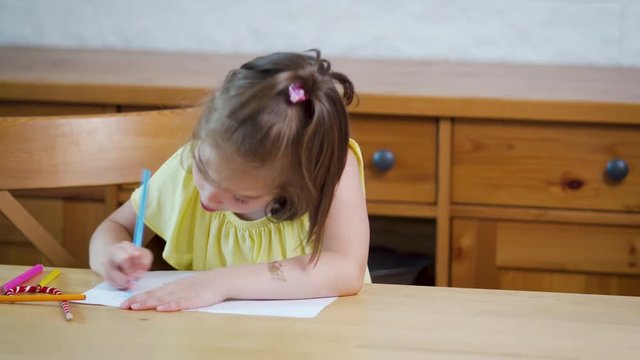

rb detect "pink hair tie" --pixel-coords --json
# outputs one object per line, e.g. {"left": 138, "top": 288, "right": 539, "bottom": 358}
{"left": 288, "top": 83, "right": 307, "bottom": 104}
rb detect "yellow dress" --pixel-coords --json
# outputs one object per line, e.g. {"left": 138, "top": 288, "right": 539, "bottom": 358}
{"left": 132, "top": 139, "right": 371, "bottom": 283}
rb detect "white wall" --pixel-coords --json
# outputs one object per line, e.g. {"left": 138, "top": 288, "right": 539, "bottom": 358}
{"left": 1, "top": 0, "right": 638, "bottom": 66}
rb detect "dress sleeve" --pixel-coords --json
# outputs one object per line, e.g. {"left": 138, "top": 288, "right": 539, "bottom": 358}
{"left": 348, "top": 138, "right": 366, "bottom": 196}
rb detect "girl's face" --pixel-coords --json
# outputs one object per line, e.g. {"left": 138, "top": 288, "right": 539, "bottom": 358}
{"left": 192, "top": 143, "right": 276, "bottom": 221}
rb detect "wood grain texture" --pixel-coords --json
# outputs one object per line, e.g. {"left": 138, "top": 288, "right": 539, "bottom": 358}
{"left": 500, "top": 269, "right": 640, "bottom": 296}
{"left": 436, "top": 119, "right": 453, "bottom": 286}
{"left": 0, "top": 243, "right": 50, "bottom": 266}
{"left": 0, "top": 108, "right": 201, "bottom": 190}
{"left": 2, "top": 265, "right": 639, "bottom": 359}
{"left": 0, "top": 100, "right": 118, "bottom": 267}
{"left": 0, "top": 197, "right": 105, "bottom": 268}
{"left": 351, "top": 115, "right": 436, "bottom": 203}
{"left": 452, "top": 119, "right": 640, "bottom": 212}
{"left": 450, "top": 218, "right": 500, "bottom": 289}
{"left": 0, "top": 197, "right": 63, "bottom": 266}
{"left": 0, "top": 197, "right": 63, "bottom": 245}
{"left": 496, "top": 222, "right": 640, "bottom": 275}
{"left": 451, "top": 218, "right": 640, "bottom": 296}
{"left": 0, "top": 102, "right": 117, "bottom": 116}
{"left": 451, "top": 204, "right": 640, "bottom": 226}
{"left": 2, "top": 47, "right": 640, "bottom": 123}
{"left": 62, "top": 200, "right": 107, "bottom": 268}
{"left": 366, "top": 202, "right": 437, "bottom": 218}
{"left": 0, "top": 108, "right": 201, "bottom": 267}
{"left": 0, "top": 192, "right": 76, "bottom": 266}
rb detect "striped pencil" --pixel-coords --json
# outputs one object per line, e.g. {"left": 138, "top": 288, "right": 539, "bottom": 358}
{"left": 5, "top": 285, "right": 76, "bottom": 320}
{"left": 36, "top": 270, "right": 70, "bottom": 320}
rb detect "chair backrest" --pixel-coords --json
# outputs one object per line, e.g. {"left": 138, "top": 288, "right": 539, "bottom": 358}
{"left": 0, "top": 107, "right": 201, "bottom": 190}
{"left": 0, "top": 108, "right": 202, "bottom": 267}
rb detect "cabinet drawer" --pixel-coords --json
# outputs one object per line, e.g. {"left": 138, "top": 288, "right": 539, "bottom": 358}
{"left": 452, "top": 120, "right": 640, "bottom": 211}
{"left": 351, "top": 115, "right": 436, "bottom": 204}
{"left": 451, "top": 218, "right": 640, "bottom": 295}
{"left": 496, "top": 222, "right": 640, "bottom": 276}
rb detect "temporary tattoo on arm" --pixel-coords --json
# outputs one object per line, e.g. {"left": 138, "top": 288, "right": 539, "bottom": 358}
{"left": 268, "top": 260, "right": 286, "bottom": 282}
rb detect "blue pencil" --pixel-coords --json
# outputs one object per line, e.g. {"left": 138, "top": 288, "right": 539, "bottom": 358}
{"left": 132, "top": 169, "right": 151, "bottom": 247}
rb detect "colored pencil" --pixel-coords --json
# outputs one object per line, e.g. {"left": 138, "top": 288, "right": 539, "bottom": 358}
{"left": 40, "top": 286, "right": 75, "bottom": 321}
{"left": 36, "top": 269, "right": 69, "bottom": 319}
{"left": 0, "top": 293, "right": 86, "bottom": 302}
{"left": 5, "top": 285, "right": 75, "bottom": 320}
{"left": 37, "top": 269, "right": 61, "bottom": 287}
{"left": 132, "top": 169, "right": 151, "bottom": 247}
{"left": 1, "top": 264, "right": 44, "bottom": 294}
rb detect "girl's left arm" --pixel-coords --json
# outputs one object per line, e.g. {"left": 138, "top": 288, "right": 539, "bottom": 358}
{"left": 121, "top": 150, "right": 369, "bottom": 311}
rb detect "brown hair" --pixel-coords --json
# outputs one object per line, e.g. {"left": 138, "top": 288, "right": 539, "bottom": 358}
{"left": 191, "top": 49, "right": 355, "bottom": 263}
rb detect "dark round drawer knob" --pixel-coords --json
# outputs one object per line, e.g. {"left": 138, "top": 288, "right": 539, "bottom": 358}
{"left": 605, "top": 158, "right": 629, "bottom": 181}
{"left": 372, "top": 149, "right": 395, "bottom": 172}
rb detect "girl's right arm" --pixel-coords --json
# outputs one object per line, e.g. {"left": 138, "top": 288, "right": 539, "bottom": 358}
{"left": 89, "top": 199, "right": 154, "bottom": 289}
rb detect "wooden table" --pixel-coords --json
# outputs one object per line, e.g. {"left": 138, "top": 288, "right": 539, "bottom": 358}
{"left": 1, "top": 265, "right": 639, "bottom": 359}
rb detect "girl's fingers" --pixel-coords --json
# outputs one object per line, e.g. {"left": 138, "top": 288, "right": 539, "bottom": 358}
{"left": 121, "top": 289, "right": 170, "bottom": 309}
{"left": 99, "top": 241, "right": 153, "bottom": 290}
{"left": 156, "top": 301, "right": 186, "bottom": 312}
{"left": 111, "top": 243, "right": 152, "bottom": 275}
{"left": 131, "top": 248, "right": 153, "bottom": 271}
{"left": 104, "top": 266, "right": 131, "bottom": 289}
{"left": 120, "top": 273, "right": 223, "bottom": 311}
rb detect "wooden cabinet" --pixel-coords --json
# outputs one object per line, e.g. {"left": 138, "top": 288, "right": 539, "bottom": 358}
{"left": 1, "top": 47, "right": 640, "bottom": 294}
{"left": 351, "top": 115, "right": 437, "bottom": 204}
{"left": 452, "top": 120, "right": 640, "bottom": 211}
{"left": 451, "top": 119, "right": 640, "bottom": 296}
{"left": 451, "top": 218, "right": 640, "bottom": 295}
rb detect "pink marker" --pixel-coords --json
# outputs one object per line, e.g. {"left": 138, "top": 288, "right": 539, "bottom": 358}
{"left": 1, "top": 264, "right": 44, "bottom": 294}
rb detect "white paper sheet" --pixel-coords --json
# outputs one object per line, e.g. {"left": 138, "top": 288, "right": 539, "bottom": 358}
{"left": 76, "top": 271, "right": 336, "bottom": 318}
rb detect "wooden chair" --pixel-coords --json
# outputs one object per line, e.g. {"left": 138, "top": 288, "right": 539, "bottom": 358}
{"left": 0, "top": 108, "right": 201, "bottom": 267}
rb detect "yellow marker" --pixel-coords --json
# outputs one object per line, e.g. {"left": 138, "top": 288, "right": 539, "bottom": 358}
{"left": 37, "top": 269, "right": 61, "bottom": 287}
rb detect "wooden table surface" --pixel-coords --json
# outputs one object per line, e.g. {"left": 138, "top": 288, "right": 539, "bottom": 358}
{"left": 1, "top": 265, "right": 639, "bottom": 359}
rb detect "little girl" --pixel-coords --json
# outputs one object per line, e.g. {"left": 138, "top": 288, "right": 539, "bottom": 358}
{"left": 89, "top": 49, "right": 370, "bottom": 311}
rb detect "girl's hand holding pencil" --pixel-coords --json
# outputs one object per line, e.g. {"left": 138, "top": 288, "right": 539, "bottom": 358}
{"left": 94, "top": 169, "right": 153, "bottom": 290}
{"left": 101, "top": 241, "right": 153, "bottom": 290}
